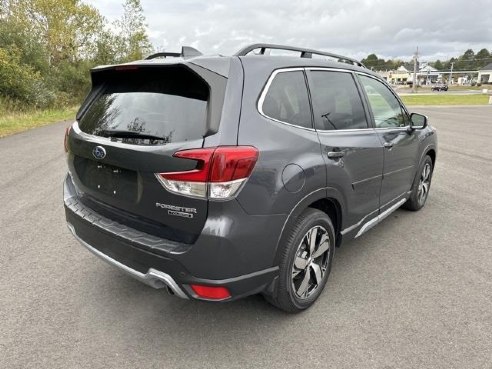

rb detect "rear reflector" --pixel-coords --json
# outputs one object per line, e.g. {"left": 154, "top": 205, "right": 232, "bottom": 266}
{"left": 156, "top": 146, "right": 258, "bottom": 200}
{"left": 190, "top": 284, "right": 231, "bottom": 300}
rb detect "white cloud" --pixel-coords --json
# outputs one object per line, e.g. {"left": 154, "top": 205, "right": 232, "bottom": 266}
{"left": 85, "top": 0, "right": 492, "bottom": 61}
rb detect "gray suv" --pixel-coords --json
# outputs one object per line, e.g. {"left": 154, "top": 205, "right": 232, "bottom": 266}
{"left": 64, "top": 44, "right": 437, "bottom": 312}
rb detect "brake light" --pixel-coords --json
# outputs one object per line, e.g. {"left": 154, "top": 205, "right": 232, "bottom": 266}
{"left": 115, "top": 65, "right": 139, "bottom": 71}
{"left": 155, "top": 146, "right": 258, "bottom": 199}
{"left": 190, "top": 284, "right": 231, "bottom": 300}
{"left": 64, "top": 126, "right": 71, "bottom": 153}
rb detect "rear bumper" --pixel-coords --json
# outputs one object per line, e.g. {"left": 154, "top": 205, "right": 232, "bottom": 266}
{"left": 64, "top": 174, "right": 283, "bottom": 301}
{"left": 67, "top": 222, "right": 188, "bottom": 298}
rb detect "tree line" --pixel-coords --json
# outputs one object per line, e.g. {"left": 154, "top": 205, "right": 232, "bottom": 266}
{"left": 362, "top": 48, "right": 492, "bottom": 71}
{"left": 0, "top": 0, "right": 152, "bottom": 111}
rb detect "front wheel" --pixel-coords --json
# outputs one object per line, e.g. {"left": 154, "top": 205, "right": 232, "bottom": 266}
{"left": 403, "top": 155, "right": 434, "bottom": 211}
{"left": 265, "top": 208, "right": 335, "bottom": 313}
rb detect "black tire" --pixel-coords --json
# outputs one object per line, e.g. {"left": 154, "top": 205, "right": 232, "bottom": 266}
{"left": 403, "top": 155, "right": 434, "bottom": 211}
{"left": 265, "top": 208, "right": 335, "bottom": 313}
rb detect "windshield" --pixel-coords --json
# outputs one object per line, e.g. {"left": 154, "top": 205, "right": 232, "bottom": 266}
{"left": 79, "top": 66, "right": 209, "bottom": 144}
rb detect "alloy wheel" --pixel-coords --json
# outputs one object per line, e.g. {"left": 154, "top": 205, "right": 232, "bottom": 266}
{"left": 418, "top": 163, "right": 432, "bottom": 206}
{"left": 291, "top": 226, "right": 331, "bottom": 299}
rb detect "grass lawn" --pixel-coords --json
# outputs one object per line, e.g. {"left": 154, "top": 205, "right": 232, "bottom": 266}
{"left": 0, "top": 106, "right": 78, "bottom": 138}
{"left": 400, "top": 94, "right": 490, "bottom": 105}
{"left": 398, "top": 85, "right": 490, "bottom": 92}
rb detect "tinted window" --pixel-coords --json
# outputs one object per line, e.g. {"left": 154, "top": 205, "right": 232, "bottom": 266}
{"left": 359, "top": 75, "right": 408, "bottom": 128}
{"left": 308, "top": 71, "right": 368, "bottom": 130}
{"left": 262, "top": 71, "right": 312, "bottom": 128}
{"left": 79, "top": 66, "right": 209, "bottom": 144}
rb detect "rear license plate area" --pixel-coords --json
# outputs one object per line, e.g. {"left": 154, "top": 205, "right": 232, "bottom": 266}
{"left": 74, "top": 156, "right": 137, "bottom": 201}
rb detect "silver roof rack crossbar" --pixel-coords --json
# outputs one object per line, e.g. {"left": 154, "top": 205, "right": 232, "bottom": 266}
{"left": 145, "top": 46, "right": 203, "bottom": 60}
{"left": 234, "top": 43, "right": 365, "bottom": 68}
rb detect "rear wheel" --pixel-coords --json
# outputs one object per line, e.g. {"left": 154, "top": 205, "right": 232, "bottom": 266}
{"left": 403, "top": 155, "right": 434, "bottom": 211}
{"left": 265, "top": 208, "right": 335, "bottom": 313}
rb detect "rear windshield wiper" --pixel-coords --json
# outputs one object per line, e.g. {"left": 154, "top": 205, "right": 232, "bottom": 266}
{"left": 97, "top": 130, "right": 166, "bottom": 141}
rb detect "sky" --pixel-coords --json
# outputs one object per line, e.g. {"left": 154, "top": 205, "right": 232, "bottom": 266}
{"left": 86, "top": 0, "right": 492, "bottom": 63}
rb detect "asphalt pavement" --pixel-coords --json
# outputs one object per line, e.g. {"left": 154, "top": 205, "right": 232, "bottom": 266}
{"left": 1, "top": 106, "right": 491, "bottom": 369}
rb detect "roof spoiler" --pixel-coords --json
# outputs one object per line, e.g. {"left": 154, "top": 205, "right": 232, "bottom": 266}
{"left": 234, "top": 43, "right": 366, "bottom": 68}
{"left": 145, "top": 46, "right": 203, "bottom": 60}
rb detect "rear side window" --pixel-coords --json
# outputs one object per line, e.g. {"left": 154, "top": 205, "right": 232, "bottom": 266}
{"left": 79, "top": 66, "right": 209, "bottom": 144}
{"left": 261, "top": 71, "right": 312, "bottom": 128}
{"left": 308, "top": 71, "right": 368, "bottom": 131}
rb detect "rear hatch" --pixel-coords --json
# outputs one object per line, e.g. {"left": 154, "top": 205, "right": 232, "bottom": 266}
{"left": 67, "top": 62, "right": 228, "bottom": 243}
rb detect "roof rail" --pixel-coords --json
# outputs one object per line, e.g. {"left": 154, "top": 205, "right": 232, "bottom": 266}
{"left": 234, "top": 43, "right": 365, "bottom": 68}
{"left": 145, "top": 46, "right": 203, "bottom": 60}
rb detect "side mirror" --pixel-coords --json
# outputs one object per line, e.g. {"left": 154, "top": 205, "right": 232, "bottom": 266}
{"left": 410, "top": 112, "right": 428, "bottom": 129}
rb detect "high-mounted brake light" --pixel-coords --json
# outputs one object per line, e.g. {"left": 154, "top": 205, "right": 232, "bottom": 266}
{"left": 115, "top": 65, "right": 139, "bottom": 71}
{"left": 155, "top": 146, "right": 258, "bottom": 200}
{"left": 190, "top": 284, "right": 231, "bottom": 300}
{"left": 64, "top": 126, "right": 71, "bottom": 153}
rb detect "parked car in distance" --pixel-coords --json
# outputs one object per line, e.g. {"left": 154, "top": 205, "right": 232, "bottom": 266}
{"left": 64, "top": 44, "right": 437, "bottom": 312}
{"left": 432, "top": 83, "right": 448, "bottom": 91}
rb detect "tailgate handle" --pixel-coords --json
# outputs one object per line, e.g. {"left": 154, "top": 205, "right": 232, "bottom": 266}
{"left": 384, "top": 142, "right": 394, "bottom": 149}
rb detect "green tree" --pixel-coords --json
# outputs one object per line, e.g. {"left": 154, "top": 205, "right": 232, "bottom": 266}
{"left": 0, "top": 0, "right": 154, "bottom": 110}
{"left": 433, "top": 60, "right": 443, "bottom": 70}
{"left": 456, "top": 49, "right": 475, "bottom": 70}
{"left": 7, "top": 0, "right": 104, "bottom": 64}
{"left": 0, "top": 46, "right": 53, "bottom": 107}
{"left": 385, "top": 58, "right": 403, "bottom": 70}
{"left": 0, "top": 16, "right": 49, "bottom": 73}
{"left": 361, "top": 54, "right": 379, "bottom": 69}
{"left": 476, "top": 48, "right": 492, "bottom": 68}
{"left": 93, "top": 30, "right": 121, "bottom": 65}
{"left": 114, "top": 0, "right": 153, "bottom": 61}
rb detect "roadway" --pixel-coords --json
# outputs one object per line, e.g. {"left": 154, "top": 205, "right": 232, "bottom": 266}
{"left": 1, "top": 106, "right": 491, "bottom": 369}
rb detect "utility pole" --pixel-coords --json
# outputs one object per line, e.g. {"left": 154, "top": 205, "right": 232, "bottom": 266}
{"left": 449, "top": 62, "right": 454, "bottom": 85}
{"left": 412, "top": 47, "right": 419, "bottom": 93}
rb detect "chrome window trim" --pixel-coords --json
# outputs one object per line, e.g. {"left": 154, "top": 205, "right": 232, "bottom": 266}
{"left": 316, "top": 128, "right": 375, "bottom": 134}
{"left": 306, "top": 67, "right": 356, "bottom": 73}
{"left": 257, "top": 67, "right": 412, "bottom": 133}
{"left": 374, "top": 127, "right": 410, "bottom": 131}
{"left": 257, "top": 67, "right": 316, "bottom": 131}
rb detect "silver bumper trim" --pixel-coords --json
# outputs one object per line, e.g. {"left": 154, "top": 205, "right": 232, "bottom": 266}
{"left": 67, "top": 223, "right": 189, "bottom": 299}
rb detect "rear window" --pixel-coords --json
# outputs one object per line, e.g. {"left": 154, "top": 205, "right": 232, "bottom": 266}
{"left": 79, "top": 66, "right": 209, "bottom": 144}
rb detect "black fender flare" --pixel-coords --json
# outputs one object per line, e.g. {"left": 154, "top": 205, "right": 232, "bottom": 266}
{"left": 411, "top": 143, "right": 437, "bottom": 189}
{"left": 272, "top": 187, "right": 346, "bottom": 266}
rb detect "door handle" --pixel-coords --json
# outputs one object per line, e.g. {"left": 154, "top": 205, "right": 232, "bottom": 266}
{"left": 327, "top": 151, "right": 344, "bottom": 159}
{"left": 384, "top": 142, "right": 394, "bottom": 149}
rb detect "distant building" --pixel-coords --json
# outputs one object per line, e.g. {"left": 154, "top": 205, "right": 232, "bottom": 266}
{"left": 478, "top": 63, "right": 492, "bottom": 84}
{"left": 378, "top": 62, "right": 439, "bottom": 85}
{"left": 377, "top": 62, "right": 479, "bottom": 86}
{"left": 419, "top": 63, "right": 440, "bottom": 84}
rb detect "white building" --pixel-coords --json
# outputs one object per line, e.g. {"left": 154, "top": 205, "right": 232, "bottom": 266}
{"left": 478, "top": 63, "right": 492, "bottom": 84}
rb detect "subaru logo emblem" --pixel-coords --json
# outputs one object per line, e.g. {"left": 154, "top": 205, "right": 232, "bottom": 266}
{"left": 92, "top": 146, "right": 106, "bottom": 160}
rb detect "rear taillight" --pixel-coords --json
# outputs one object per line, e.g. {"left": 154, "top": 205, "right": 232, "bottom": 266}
{"left": 64, "top": 126, "right": 71, "bottom": 153}
{"left": 155, "top": 146, "right": 258, "bottom": 200}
